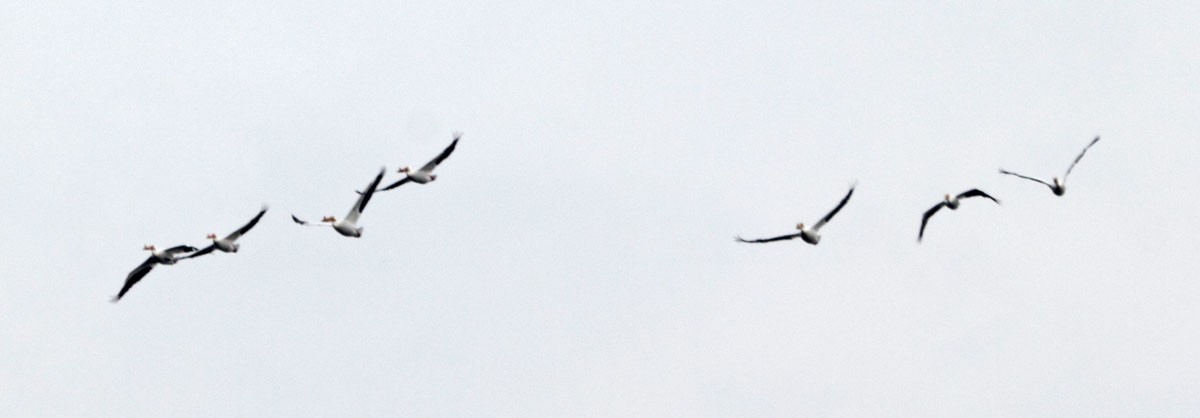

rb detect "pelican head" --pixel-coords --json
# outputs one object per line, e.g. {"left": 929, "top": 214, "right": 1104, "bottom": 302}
{"left": 143, "top": 244, "right": 155, "bottom": 251}
{"left": 321, "top": 216, "right": 336, "bottom": 223}
{"left": 944, "top": 193, "right": 952, "bottom": 202}
{"left": 796, "top": 222, "right": 805, "bottom": 231}
{"left": 206, "top": 233, "right": 217, "bottom": 240}
{"left": 398, "top": 166, "right": 411, "bottom": 174}
{"left": 1053, "top": 177, "right": 1062, "bottom": 187}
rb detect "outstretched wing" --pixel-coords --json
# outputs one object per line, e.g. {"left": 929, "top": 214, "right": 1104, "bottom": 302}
{"left": 957, "top": 189, "right": 1000, "bottom": 204}
{"left": 919, "top": 202, "right": 947, "bottom": 242}
{"left": 182, "top": 244, "right": 217, "bottom": 260}
{"left": 163, "top": 245, "right": 199, "bottom": 255}
{"left": 813, "top": 184, "right": 855, "bottom": 230}
{"left": 346, "top": 167, "right": 386, "bottom": 223}
{"left": 292, "top": 215, "right": 330, "bottom": 227}
{"left": 379, "top": 177, "right": 412, "bottom": 192}
{"left": 418, "top": 134, "right": 460, "bottom": 173}
{"left": 291, "top": 214, "right": 310, "bottom": 225}
{"left": 1064, "top": 135, "right": 1100, "bottom": 180}
{"left": 734, "top": 232, "right": 804, "bottom": 244}
{"left": 999, "top": 169, "right": 1054, "bottom": 190}
{"left": 112, "top": 257, "right": 157, "bottom": 302}
{"left": 225, "top": 205, "right": 268, "bottom": 241}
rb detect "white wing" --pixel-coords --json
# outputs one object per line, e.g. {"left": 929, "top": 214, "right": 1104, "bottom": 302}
{"left": 416, "top": 134, "right": 460, "bottom": 173}
{"left": 224, "top": 205, "right": 269, "bottom": 241}
{"left": 345, "top": 167, "right": 385, "bottom": 224}
{"left": 812, "top": 183, "right": 855, "bottom": 231}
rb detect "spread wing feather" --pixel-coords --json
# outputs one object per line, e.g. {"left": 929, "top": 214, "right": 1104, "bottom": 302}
{"left": 734, "top": 233, "right": 804, "bottom": 244}
{"left": 1064, "top": 136, "right": 1100, "bottom": 179}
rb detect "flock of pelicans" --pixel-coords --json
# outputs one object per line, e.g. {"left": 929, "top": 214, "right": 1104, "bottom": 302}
{"left": 733, "top": 135, "right": 1101, "bottom": 245}
{"left": 111, "top": 133, "right": 461, "bottom": 302}
{"left": 114, "top": 134, "right": 1100, "bottom": 302}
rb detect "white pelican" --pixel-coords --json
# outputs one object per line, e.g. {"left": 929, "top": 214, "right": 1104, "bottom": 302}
{"left": 112, "top": 244, "right": 199, "bottom": 302}
{"left": 378, "top": 133, "right": 460, "bottom": 192}
{"left": 293, "top": 167, "right": 385, "bottom": 238}
{"left": 999, "top": 136, "right": 1100, "bottom": 196}
{"left": 919, "top": 189, "right": 1000, "bottom": 242}
{"left": 735, "top": 183, "right": 855, "bottom": 246}
{"left": 184, "top": 205, "right": 269, "bottom": 259}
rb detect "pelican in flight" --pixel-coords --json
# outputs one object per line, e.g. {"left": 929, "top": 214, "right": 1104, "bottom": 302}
{"left": 184, "top": 205, "right": 269, "bottom": 259}
{"left": 293, "top": 167, "right": 385, "bottom": 237}
{"left": 999, "top": 136, "right": 1100, "bottom": 196}
{"left": 112, "top": 244, "right": 200, "bottom": 302}
{"left": 378, "top": 133, "right": 460, "bottom": 192}
{"left": 919, "top": 189, "right": 1000, "bottom": 242}
{"left": 735, "top": 183, "right": 855, "bottom": 246}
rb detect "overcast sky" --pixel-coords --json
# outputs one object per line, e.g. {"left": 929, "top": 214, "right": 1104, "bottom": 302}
{"left": 3, "top": 1, "right": 1200, "bottom": 416}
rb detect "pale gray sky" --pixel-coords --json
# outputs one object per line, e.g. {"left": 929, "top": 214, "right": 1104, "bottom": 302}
{"left": 3, "top": 1, "right": 1200, "bottom": 416}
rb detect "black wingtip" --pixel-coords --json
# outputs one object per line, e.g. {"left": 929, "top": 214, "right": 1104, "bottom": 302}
{"left": 291, "top": 215, "right": 305, "bottom": 225}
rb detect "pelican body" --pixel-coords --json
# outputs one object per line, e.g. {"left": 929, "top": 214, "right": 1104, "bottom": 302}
{"left": 399, "top": 167, "right": 435, "bottom": 184}
{"left": 212, "top": 236, "right": 239, "bottom": 253}
{"left": 795, "top": 222, "right": 822, "bottom": 245}
{"left": 332, "top": 217, "right": 363, "bottom": 238}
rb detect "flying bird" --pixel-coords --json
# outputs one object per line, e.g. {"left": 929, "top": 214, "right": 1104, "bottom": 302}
{"left": 377, "top": 133, "right": 460, "bottom": 192}
{"left": 919, "top": 189, "right": 1000, "bottom": 242}
{"left": 293, "top": 167, "right": 385, "bottom": 238}
{"left": 112, "top": 244, "right": 200, "bottom": 302}
{"left": 735, "top": 183, "right": 856, "bottom": 246}
{"left": 184, "top": 205, "right": 269, "bottom": 259}
{"left": 999, "top": 136, "right": 1100, "bottom": 196}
